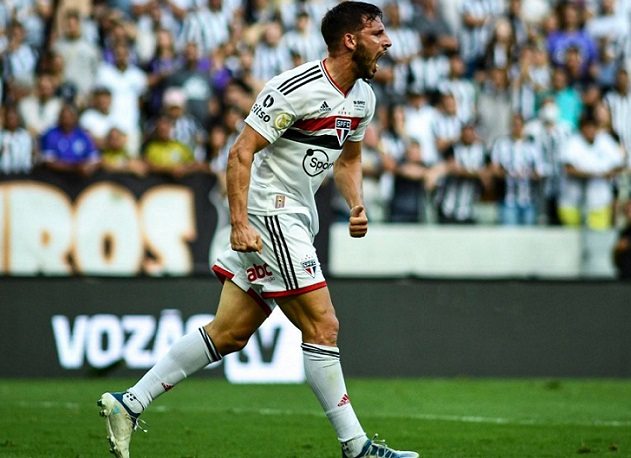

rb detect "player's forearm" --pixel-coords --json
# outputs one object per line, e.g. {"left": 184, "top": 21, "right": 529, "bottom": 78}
{"left": 226, "top": 144, "right": 253, "bottom": 227}
{"left": 334, "top": 159, "right": 364, "bottom": 209}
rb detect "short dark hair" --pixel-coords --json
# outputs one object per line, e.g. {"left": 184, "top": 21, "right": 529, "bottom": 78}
{"left": 321, "top": 1, "right": 383, "bottom": 52}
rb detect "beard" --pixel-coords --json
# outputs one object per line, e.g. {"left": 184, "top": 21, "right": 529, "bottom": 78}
{"left": 352, "top": 41, "right": 377, "bottom": 80}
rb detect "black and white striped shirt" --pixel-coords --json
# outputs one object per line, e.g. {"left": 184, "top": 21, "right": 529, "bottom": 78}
{"left": 438, "top": 78, "right": 477, "bottom": 123}
{"left": 459, "top": 0, "right": 503, "bottom": 63}
{"left": 491, "top": 135, "right": 546, "bottom": 206}
{"left": 604, "top": 88, "right": 631, "bottom": 153}
{"left": 440, "top": 141, "right": 487, "bottom": 221}
{"left": 408, "top": 54, "right": 450, "bottom": 95}
{"left": 178, "top": 6, "right": 231, "bottom": 55}
{"left": 432, "top": 111, "right": 463, "bottom": 153}
{"left": 0, "top": 128, "right": 34, "bottom": 174}
{"left": 281, "top": 29, "right": 326, "bottom": 64}
{"left": 387, "top": 25, "right": 421, "bottom": 96}
{"left": 3, "top": 43, "right": 38, "bottom": 82}
{"left": 252, "top": 43, "right": 293, "bottom": 84}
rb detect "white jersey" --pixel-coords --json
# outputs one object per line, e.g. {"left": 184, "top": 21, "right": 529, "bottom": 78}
{"left": 244, "top": 59, "right": 376, "bottom": 235}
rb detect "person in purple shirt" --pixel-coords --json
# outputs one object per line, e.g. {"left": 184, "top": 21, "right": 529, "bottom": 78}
{"left": 40, "top": 103, "right": 100, "bottom": 174}
{"left": 547, "top": 2, "right": 597, "bottom": 72}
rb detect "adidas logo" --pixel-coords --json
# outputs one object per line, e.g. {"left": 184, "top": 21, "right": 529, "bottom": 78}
{"left": 319, "top": 101, "right": 331, "bottom": 113}
{"left": 337, "top": 393, "right": 350, "bottom": 407}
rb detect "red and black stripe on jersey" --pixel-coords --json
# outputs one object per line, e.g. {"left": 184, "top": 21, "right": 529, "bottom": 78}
{"left": 282, "top": 116, "right": 363, "bottom": 150}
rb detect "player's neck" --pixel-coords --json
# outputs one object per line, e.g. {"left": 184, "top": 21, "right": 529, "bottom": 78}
{"left": 323, "top": 57, "right": 358, "bottom": 95}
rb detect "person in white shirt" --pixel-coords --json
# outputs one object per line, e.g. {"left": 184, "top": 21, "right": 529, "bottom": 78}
{"left": 558, "top": 113, "right": 625, "bottom": 230}
{"left": 17, "top": 73, "right": 63, "bottom": 137}
{"left": 98, "top": 3, "right": 419, "bottom": 458}
{"left": 95, "top": 41, "right": 148, "bottom": 156}
{"left": 79, "top": 85, "right": 127, "bottom": 151}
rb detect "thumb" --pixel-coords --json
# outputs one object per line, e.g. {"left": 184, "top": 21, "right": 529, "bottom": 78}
{"left": 350, "top": 205, "right": 365, "bottom": 217}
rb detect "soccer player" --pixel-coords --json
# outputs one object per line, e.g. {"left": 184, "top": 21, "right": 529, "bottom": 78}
{"left": 98, "top": 2, "right": 419, "bottom": 458}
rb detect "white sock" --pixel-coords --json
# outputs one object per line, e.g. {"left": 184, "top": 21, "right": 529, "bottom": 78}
{"left": 302, "top": 343, "right": 367, "bottom": 456}
{"left": 126, "top": 328, "right": 221, "bottom": 413}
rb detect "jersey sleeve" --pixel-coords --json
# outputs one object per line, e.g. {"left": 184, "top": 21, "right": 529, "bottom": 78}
{"left": 244, "top": 84, "right": 297, "bottom": 145}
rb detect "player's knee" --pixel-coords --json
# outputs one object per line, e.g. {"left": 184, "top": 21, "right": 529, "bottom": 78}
{"left": 205, "top": 324, "right": 251, "bottom": 355}
{"left": 311, "top": 313, "right": 339, "bottom": 346}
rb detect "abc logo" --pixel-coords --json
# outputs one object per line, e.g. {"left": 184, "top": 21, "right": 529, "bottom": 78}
{"left": 246, "top": 263, "right": 273, "bottom": 281}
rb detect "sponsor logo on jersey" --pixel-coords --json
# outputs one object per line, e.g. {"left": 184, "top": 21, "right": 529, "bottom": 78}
{"left": 274, "top": 194, "right": 286, "bottom": 209}
{"left": 251, "top": 103, "right": 271, "bottom": 123}
{"left": 274, "top": 112, "right": 293, "bottom": 130}
{"left": 246, "top": 263, "right": 275, "bottom": 283}
{"left": 335, "top": 118, "right": 352, "bottom": 146}
{"left": 303, "top": 149, "right": 334, "bottom": 177}
{"left": 353, "top": 100, "right": 366, "bottom": 112}
{"left": 319, "top": 101, "right": 331, "bottom": 113}
{"left": 263, "top": 94, "right": 274, "bottom": 107}
{"left": 301, "top": 257, "right": 317, "bottom": 278}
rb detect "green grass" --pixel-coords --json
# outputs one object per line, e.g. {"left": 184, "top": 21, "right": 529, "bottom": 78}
{"left": 1, "top": 378, "right": 630, "bottom": 457}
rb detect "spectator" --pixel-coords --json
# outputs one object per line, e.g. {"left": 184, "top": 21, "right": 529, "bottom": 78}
{"left": 40, "top": 103, "right": 100, "bottom": 175}
{"left": 412, "top": 0, "right": 458, "bottom": 52}
{"left": 18, "top": 73, "right": 63, "bottom": 137}
{"left": 52, "top": 9, "right": 101, "bottom": 105}
{"left": 79, "top": 85, "right": 126, "bottom": 151}
{"left": 178, "top": 0, "right": 232, "bottom": 58}
{"left": 432, "top": 91, "right": 463, "bottom": 156}
{"left": 281, "top": 11, "right": 326, "bottom": 64}
{"left": 95, "top": 40, "right": 148, "bottom": 156}
{"left": 389, "top": 138, "right": 428, "bottom": 223}
{"left": 458, "top": 0, "right": 504, "bottom": 78}
{"left": 407, "top": 33, "right": 450, "bottom": 97}
{"left": 142, "top": 114, "right": 204, "bottom": 176}
{"left": 438, "top": 53, "right": 477, "bottom": 123}
{"left": 482, "top": 17, "right": 516, "bottom": 71}
{"left": 491, "top": 113, "right": 546, "bottom": 225}
{"left": 3, "top": 21, "right": 38, "bottom": 89}
{"left": 436, "top": 123, "right": 490, "bottom": 224}
{"left": 603, "top": 68, "right": 631, "bottom": 157}
{"left": 612, "top": 200, "right": 631, "bottom": 280}
{"left": 586, "top": 0, "right": 630, "bottom": 62}
{"left": 3, "top": 0, "right": 52, "bottom": 49}
{"left": 523, "top": 98, "right": 572, "bottom": 225}
{"left": 546, "top": 2, "right": 598, "bottom": 71}
{"left": 131, "top": 0, "right": 192, "bottom": 38}
{"left": 251, "top": 21, "right": 292, "bottom": 84}
{"left": 403, "top": 89, "right": 440, "bottom": 166}
{"left": 101, "top": 127, "right": 147, "bottom": 175}
{"left": 558, "top": 113, "right": 625, "bottom": 230}
{"left": 159, "top": 87, "right": 207, "bottom": 161}
{"left": 477, "top": 66, "right": 512, "bottom": 145}
{"left": 382, "top": 2, "right": 421, "bottom": 97}
{"left": 540, "top": 66, "right": 583, "bottom": 130}
{"left": 163, "top": 41, "right": 213, "bottom": 126}
{"left": 145, "top": 28, "right": 181, "bottom": 114}
{"left": 0, "top": 105, "right": 35, "bottom": 174}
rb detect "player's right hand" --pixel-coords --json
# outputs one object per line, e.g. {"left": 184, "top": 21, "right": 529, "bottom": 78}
{"left": 230, "top": 224, "right": 263, "bottom": 253}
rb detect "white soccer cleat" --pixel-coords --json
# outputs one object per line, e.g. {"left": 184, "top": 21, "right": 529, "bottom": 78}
{"left": 343, "top": 434, "right": 419, "bottom": 458}
{"left": 97, "top": 392, "right": 142, "bottom": 458}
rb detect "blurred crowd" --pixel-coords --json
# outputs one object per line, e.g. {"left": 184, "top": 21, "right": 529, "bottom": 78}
{"left": 1, "top": 0, "right": 631, "bottom": 231}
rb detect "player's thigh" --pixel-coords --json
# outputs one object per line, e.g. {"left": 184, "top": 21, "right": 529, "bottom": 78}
{"left": 276, "top": 286, "right": 339, "bottom": 346}
{"left": 204, "top": 280, "right": 269, "bottom": 353}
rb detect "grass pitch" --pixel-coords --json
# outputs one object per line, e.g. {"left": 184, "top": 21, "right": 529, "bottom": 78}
{"left": 0, "top": 378, "right": 630, "bottom": 457}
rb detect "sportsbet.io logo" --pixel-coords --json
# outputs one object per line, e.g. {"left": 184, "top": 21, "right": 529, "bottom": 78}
{"left": 303, "top": 149, "right": 334, "bottom": 177}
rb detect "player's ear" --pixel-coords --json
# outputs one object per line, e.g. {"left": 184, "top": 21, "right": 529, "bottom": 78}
{"left": 343, "top": 32, "right": 357, "bottom": 51}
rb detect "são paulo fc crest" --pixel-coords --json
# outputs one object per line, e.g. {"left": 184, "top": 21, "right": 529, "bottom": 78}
{"left": 301, "top": 257, "right": 318, "bottom": 278}
{"left": 335, "top": 118, "right": 352, "bottom": 146}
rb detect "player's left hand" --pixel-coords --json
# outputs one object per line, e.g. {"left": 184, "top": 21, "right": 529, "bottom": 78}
{"left": 349, "top": 205, "right": 368, "bottom": 238}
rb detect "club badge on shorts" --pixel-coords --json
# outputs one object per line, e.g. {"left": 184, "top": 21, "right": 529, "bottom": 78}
{"left": 301, "top": 257, "right": 317, "bottom": 278}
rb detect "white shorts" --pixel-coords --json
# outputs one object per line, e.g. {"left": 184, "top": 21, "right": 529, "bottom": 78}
{"left": 212, "top": 213, "right": 327, "bottom": 315}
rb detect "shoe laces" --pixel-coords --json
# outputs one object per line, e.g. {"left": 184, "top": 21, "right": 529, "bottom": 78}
{"left": 132, "top": 417, "right": 150, "bottom": 433}
{"left": 365, "top": 434, "right": 397, "bottom": 457}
